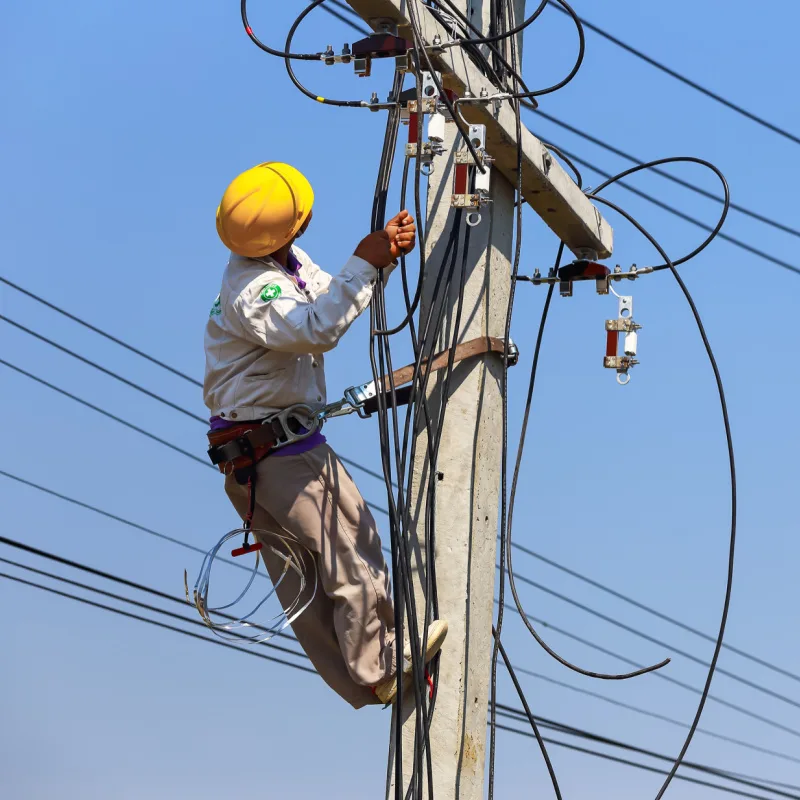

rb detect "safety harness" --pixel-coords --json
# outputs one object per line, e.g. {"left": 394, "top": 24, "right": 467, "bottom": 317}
{"left": 206, "top": 335, "right": 518, "bottom": 473}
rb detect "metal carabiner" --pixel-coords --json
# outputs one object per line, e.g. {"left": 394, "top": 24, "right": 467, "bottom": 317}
{"left": 267, "top": 404, "right": 319, "bottom": 450}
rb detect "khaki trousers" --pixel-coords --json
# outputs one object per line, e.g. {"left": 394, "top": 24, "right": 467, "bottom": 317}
{"left": 224, "top": 443, "right": 395, "bottom": 708}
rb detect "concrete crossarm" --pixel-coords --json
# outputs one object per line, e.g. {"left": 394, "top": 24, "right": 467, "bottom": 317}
{"left": 344, "top": 0, "right": 613, "bottom": 258}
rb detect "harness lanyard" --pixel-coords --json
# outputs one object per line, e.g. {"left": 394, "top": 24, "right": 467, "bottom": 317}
{"left": 243, "top": 472, "right": 256, "bottom": 545}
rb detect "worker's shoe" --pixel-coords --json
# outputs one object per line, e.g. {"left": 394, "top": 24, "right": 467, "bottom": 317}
{"left": 373, "top": 619, "right": 448, "bottom": 705}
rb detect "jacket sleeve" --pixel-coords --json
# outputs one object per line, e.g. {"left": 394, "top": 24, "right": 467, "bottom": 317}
{"left": 235, "top": 255, "right": 379, "bottom": 354}
{"left": 297, "top": 246, "right": 397, "bottom": 296}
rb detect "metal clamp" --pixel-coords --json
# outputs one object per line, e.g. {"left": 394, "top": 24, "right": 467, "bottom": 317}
{"left": 318, "top": 380, "right": 377, "bottom": 421}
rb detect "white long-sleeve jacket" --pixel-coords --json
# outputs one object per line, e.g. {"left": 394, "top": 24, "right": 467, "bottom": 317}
{"left": 203, "top": 246, "right": 385, "bottom": 422}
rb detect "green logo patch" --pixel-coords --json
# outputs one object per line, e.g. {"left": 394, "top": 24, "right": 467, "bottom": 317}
{"left": 209, "top": 295, "right": 221, "bottom": 317}
{"left": 260, "top": 283, "right": 282, "bottom": 302}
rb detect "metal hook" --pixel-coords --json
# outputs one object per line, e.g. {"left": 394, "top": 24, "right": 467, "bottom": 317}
{"left": 466, "top": 211, "right": 482, "bottom": 227}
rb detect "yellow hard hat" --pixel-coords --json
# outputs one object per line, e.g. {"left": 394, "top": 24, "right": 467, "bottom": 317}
{"left": 216, "top": 162, "right": 314, "bottom": 257}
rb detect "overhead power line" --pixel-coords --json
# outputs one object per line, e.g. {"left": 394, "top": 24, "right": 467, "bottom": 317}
{"left": 3, "top": 287, "right": 797, "bottom": 744}
{"left": 512, "top": 571, "right": 800, "bottom": 712}
{"left": 0, "top": 571, "right": 315, "bottom": 674}
{"left": 515, "top": 667, "right": 800, "bottom": 766}
{"left": 5, "top": 351, "right": 799, "bottom": 736}
{"left": 1, "top": 565, "right": 790, "bottom": 800}
{"left": 496, "top": 705, "right": 800, "bottom": 799}
{"left": 0, "top": 276, "right": 203, "bottom": 387}
{"left": 494, "top": 722, "right": 782, "bottom": 800}
{"left": 524, "top": 137, "right": 800, "bottom": 276}
{"left": 0, "top": 360, "right": 211, "bottom": 468}
{"left": 322, "top": 1, "right": 370, "bottom": 35}
{"left": 4, "top": 466, "right": 800, "bottom": 758}
{"left": 0, "top": 315, "right": 207, "bottom": 423}
{"left": 515, "top": 540, "right": 800, "bottom": 686}
{"left": 325, "top": 0, "right": 800, "bottom": 149}
{"left": 506, "top": 613, "right": 800, "bottom": 741}
{"left": 544, "top": 1, "right": 800, "bottom": 147}
{"left": 529, "top": 110, "right": 800, "bottom": 240}
{"left": 0, "top": 285, "right": 791, "bottom": 689}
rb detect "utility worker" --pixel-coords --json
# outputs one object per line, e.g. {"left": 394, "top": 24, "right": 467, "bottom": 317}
{"left": 204, "top": 162, "right": 447, "bottom": 708}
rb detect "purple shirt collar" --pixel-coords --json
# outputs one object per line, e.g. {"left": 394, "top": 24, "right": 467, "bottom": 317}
{"left": 284, "top": 251, "right": 306, "bottom": 290}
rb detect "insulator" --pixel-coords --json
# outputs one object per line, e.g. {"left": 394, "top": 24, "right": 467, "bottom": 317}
{"left": 428, "top": 112, "right": 446, "bottom": 142}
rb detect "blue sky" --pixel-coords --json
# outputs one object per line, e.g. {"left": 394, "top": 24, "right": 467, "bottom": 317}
{"left": 2, "top": 1, "right": 800, "bottom": 798}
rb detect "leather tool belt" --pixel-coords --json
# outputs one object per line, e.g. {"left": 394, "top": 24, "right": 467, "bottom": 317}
{"left": 207, "top": 405, "right": 318, "bottom": 476}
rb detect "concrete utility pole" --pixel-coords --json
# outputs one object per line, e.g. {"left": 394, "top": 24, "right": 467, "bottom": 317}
{"left": 342, "top": 2, "right": 614, "bottom": 797}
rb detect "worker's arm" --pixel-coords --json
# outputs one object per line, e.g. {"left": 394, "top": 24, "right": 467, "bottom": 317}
{"left": 236, "top": 232, "right": 396, "bottom": 354}
{"left": 300, "top": 210, "right": 415, "bottom": 296}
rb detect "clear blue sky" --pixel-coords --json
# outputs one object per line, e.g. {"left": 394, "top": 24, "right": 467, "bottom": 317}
{"left": 2, "top": 1, "right": 800, "bottom": 798}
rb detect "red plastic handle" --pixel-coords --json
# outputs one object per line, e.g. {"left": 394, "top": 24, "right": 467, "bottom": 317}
{"left": 231, "top": 541, "right": 263, "bottom": 558}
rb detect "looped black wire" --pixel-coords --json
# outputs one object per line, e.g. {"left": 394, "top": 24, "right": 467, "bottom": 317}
{"left": 587, "top": 156, "right": 731, "bottom": 270}
{"left": 504, "top": 245, "right": 671, "bottom": 682}
{"left": 283, "top": 0, "right": 365, "bottom": 107}
{"left": 588, "top": 193, "right": 737, "bottom": 800}
{"left": 241, "top": 0, "right": 323, "bottom": 60}
{"left": 509, "top": 0, "right": 585, "bottom": 99}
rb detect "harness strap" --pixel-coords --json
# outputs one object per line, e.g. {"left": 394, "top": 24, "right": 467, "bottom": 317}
{"left": 386, "top": 336, "right": 508, "bottom": 389}
{"left": 362, "top": 336, "right": 509, "bottom": 415}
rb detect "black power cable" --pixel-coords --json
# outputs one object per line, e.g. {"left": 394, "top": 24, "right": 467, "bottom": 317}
{"left": 282, "top": 0, "right": 365, "bottom": 107}
{"left": 495, "top": 707, "right": 800, "bottom": 800}
{"left": 511, "top": 665, "right": 800, "bottom": 766}
{"left": 513, "top": 539, "right": 800, "bottom": 687}
{"left": 2, "top": 560, "right": 792, "bottom": 800}
{"left": 0, "top": 316, "right": 207, "bottom": 423}
{"left": 524, "top": 138, "right": 800, "bottom": 277}
{"left": 3, "top": 472, "right": 796, "bottom": 769}
{"left": 240, "top": 0, "right": 324, "bottom": 60}
{"left": 3, "top": 564, "right": 791, "bottom": 800}
{"left": 526, "top": 109, "right": 800, "bottom": 240}
{"left": 543, "top": 1, "right": 800, "bottom": 148}
{"left": 0, "top": 277, "right": 203, "bottom": 386}
{"left": 586, "top": 193, "right": 737, "bottom": 800}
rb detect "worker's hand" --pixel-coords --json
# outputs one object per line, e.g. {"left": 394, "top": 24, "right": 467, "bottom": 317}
{"left": 385, "top": 210, "right": 416, "bottom": 259}
{"left": 354, "top": 230, "right": 394, "bottom": 269}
